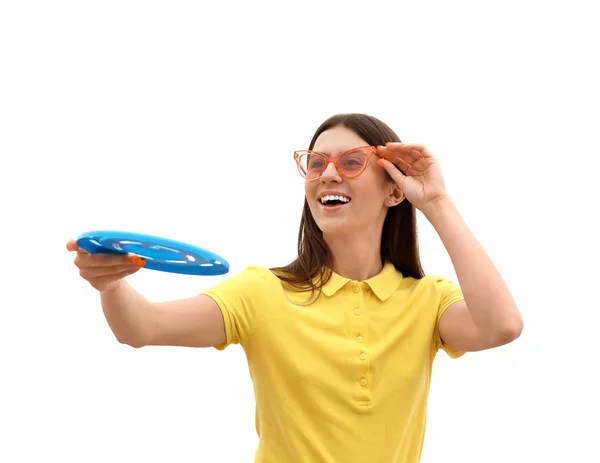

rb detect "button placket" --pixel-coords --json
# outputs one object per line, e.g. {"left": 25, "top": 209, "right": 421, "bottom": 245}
{"left": 349, "top": 282, "right": 371, "bottom": 404}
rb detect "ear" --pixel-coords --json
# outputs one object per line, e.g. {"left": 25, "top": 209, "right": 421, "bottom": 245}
{"left": 385, "top": 184, "right": 405, "bottom": 207}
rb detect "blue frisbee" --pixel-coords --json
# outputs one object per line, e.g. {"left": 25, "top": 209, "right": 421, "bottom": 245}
{"left": 76, "top": 230, "right": 230, "bottom": 276}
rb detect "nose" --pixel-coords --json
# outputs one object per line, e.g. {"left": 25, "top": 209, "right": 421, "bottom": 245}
{"left": 319, "top": 159, "right": 342, "bottom": 183}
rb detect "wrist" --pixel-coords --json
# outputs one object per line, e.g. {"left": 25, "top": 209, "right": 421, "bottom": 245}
{"left": 421, "top": 194, "right": 455, "bottom": 218}
{"left": 100, "top": 278, "right": 127, "bottom": 296}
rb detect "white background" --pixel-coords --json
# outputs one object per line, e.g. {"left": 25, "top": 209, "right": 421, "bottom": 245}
{"left": 1, "top": 1, "right": 599, "bottom": 462}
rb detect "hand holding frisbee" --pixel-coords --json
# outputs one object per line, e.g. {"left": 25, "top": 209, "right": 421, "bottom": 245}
{"left": 68, "top": 230, "right": 230, "bottom": 283}
{"left": 67, "top": 238, "right": 145, "bottom": 292}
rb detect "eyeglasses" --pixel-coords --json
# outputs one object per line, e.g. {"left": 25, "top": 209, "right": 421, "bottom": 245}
{"left": 294, "top": 146, "right": 378, "bottom": 181}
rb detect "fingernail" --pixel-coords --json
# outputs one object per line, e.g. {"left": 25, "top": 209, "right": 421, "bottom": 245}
{"left": 131, "top": 256, "right": 146, "bottom": 266}
{"left": 377, "top": 145, "right": 385, "bottom": 150}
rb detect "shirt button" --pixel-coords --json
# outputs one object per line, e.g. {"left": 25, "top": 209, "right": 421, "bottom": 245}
{"left": 360, "top": 378, "right": 368, "bottom": 387}
{"left": 354, "top": 308, "right": 361, "bottom": 316}
{"left": 360, "top": 353, "right": 367, "bottom": 360}
{"left": 356, "top": 335, "right": 363, "bottom": 343}
{"left": 352, "top": 286, "right": 360, "bottom": 294}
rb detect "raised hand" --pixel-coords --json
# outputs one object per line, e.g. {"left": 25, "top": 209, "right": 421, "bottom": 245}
{"left": 377, "top": 143, "right": 449, "bottom": 212}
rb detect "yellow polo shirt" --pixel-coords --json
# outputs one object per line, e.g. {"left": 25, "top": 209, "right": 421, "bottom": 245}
{"left": 202, "top": 262, "right": 465, "bottom": 463}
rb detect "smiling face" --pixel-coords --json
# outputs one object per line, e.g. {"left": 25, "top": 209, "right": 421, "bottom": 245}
{"left": 304, "top": 125, "right": 404, "bottom": 237}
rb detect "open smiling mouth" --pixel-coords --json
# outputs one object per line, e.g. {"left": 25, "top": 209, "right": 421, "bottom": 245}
{"left": 319, "top": 195, "right": 351, "bottom": 209}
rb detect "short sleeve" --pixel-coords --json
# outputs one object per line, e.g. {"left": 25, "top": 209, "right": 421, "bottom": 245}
{"left": 201, "top": 265, "right": 268, "bottom": 351}
{"left": 433, "top": 277, "right": 466, "bottom": 359}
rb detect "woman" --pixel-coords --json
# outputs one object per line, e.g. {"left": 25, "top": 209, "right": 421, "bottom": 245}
{"left": 68, "top": 113, "right": 523, "bottom": 462}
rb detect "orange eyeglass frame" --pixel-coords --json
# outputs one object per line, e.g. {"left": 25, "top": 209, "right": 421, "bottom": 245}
{"left": 294, "top": 145, "right": 385, "bottom": 180}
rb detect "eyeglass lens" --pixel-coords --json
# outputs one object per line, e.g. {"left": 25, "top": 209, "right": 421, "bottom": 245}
{"left": 299, "top": 149, "right": 368, "bottom": 178}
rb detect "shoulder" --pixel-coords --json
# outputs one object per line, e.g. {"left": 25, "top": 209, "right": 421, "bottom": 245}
{"left": 237, "top": 264, "right": 278, "bottom": 282}
{"left": 424, "top": 274, "right": 462, "bottom": 293}
{"left": 204, "top": 264, "right": 283, "bottom": 295}
{"left": 403, "top": 274, "right": 460, "bottom": 290}
{"left": 418, "top": 274, "right": 463, "bottom": 312}
{"left": 395, "top": 274, "right": 462, "bottom": 307}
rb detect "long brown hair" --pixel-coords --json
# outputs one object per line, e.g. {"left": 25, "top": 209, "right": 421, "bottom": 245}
{"left": 271, "top": 113, "right": 424, "bottom": 297}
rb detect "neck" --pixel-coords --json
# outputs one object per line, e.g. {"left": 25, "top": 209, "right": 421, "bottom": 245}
{"left": 324, "top": 231, "right": 384, "bottom": 281}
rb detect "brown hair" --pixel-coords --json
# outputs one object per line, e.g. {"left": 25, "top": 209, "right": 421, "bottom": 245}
{"left": 271, "top": 113, "right": 425, "bottom": 297}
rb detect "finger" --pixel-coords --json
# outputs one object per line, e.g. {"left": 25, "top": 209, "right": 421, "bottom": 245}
{"left": 377, "top": 158, "right": 408, "bottom": 185}
{"left": 405, "top": 156, "right": 434, "bottom": 173}
{"left": 377, "top": 147, "right": 417, "bottom": 172}
{"left": 379, "top": 145, "right": 422, "bottom": 162}
{"left": 131, "top": 255, "right": 146, "bottom": 266}
{"left": 90, "top": 267, "right": 142, "bottom": 290}
{"left": 395, "top": 156, "right": 413, "bottom": 173}
{"left": 384, "top": 143, "right": 432, "bottom": 158}
{"left": 81, "top": 263, "right": 142, "bottom": 279}
{"left": 79, "top": 253, "right": 146, "bottom": 268}
{"left": 66, "top": 239, "right": 89, "bottom": 254}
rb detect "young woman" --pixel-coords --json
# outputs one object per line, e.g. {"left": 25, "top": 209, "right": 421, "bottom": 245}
{"left": 68, "top": 113, "right": 523, "bottom": 462}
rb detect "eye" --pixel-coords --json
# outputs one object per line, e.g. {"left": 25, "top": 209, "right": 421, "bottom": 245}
{"left": 309, "top": 158, "right": 325, "bottom": 169}
{"left": 340, "top": 152, "right": 366, "bottom": 170}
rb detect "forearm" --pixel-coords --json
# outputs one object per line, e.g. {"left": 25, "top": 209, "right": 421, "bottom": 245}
{"left": 423, "top": 197, "right": 523, "bottom": 337}
{"left": 100, "top": 279, "right": 157, "bottom": 347}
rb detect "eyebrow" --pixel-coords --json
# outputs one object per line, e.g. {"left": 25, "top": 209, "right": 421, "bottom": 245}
{"left": 312, "top": 147, "right": 355, "bottom": 157}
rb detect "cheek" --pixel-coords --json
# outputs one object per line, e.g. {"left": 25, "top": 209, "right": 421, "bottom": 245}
{"left": 352, "top": 171, "right": 390, "bottom": 204}
{"left": 304, "top": 181, "right": 314, "bottom": 198}
{"left": 354, "top": 191, "right": 385, "bottom": 209}
{"left": 372, "top": 162, "right": 394, "bottom": 184}
{"left": 304, "top": 181, "right": 318, "bottom": 208}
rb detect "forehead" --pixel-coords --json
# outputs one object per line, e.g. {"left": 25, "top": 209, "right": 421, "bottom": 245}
{"left": 312, "top": 126, "right": 368, "bottom": 154}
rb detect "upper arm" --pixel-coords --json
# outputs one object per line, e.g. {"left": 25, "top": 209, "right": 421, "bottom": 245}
{"left": 140, "top": 266, "right": 267, "bottom": 350}
{"left": 438, "top": 299, "right": 516, "bottom": 352}
{"left": 144, "top": 294, "right": 226, "bottom": 348}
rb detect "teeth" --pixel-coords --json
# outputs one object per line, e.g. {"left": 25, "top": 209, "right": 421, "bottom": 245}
{"left": 320, "top": 195, "right": 350, "bottom": 204}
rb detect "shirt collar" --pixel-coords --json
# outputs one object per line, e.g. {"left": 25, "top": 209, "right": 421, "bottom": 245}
{"left": 321, "top": 262, "right": 402, "bottom": 301}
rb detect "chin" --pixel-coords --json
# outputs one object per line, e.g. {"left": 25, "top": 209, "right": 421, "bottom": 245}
{"left": 308, "top": 201, "right": 367, "bottom": 236}
{"left": 314, "top": 216, "right": 359, "bottom": 236}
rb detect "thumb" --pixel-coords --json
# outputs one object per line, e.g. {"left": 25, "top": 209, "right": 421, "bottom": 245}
{"left": 377, "top": 158, "right": 408, "bottom": 188}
